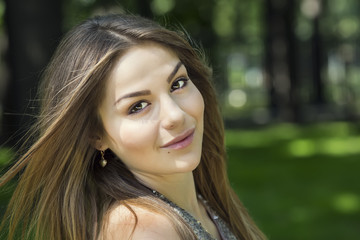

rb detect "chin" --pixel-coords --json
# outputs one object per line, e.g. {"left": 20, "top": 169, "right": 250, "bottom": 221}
{"left": 174, "top": 155, "right": 202, "bottom": 173}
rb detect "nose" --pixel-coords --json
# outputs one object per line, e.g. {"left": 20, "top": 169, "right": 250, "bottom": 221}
{"left": 160, "top": 96, "right": 185, "bottom": 130}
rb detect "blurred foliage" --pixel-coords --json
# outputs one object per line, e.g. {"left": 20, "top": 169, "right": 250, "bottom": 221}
{"left": 2, "top": 0, "right": 360, "bottom": 124}
{"left": 0, "top": 147, "right": 15, "bottom": 218}
{"left": 0, "top": 147, "right": 11, "bottom": 167}
{"left": 0, "top": 0, "right": 4, "bottom": 28}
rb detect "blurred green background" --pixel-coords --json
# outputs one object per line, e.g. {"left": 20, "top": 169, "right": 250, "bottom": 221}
{"left": 226, "top": 122, "right": 359, "bottom": 239}
{"left": 0, "top": 0, "right": 359, "bottom": 239}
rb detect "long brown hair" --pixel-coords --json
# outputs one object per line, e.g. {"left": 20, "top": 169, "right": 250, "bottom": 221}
{"left": 0, "top": 14, "right": 266, "bottom": 240}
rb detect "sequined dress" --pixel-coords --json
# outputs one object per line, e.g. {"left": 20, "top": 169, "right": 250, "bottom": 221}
{"left": 151, "top": 190, "right": 238, "bottom": 240}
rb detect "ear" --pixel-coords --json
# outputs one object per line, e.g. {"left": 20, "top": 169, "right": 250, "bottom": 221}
{"left": 89, "top": 134, "right": 109, "bottom": 151}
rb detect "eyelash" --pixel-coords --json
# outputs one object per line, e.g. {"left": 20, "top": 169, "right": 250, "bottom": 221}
{"left": 170, "top": 77, "right": 189, "bottom": 92}
{"left": 127, "top": 77, "right": 189, "bottom": 115}
{"left": 128, "top": 101, "right": 150, "bottom": 114}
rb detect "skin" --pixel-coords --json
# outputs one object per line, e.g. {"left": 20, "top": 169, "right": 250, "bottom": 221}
{"left": 99, "top": 43, "right": 204, "bottom": 179}
{"left": 103, "top": 205, "right": 181, "bottom": 240}
{"left": 97, "top": 43, "right": 220, "bottom": 239}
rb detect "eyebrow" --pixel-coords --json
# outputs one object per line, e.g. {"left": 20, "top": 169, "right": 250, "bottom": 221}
{"left": 167, "top": 61, "right": 183, "bottom": 83}
{"left": 114, "top": 90, "right": 151, "bottom": 105}
{"left": 114, "top": 61, "right": 183, "bottom": 105}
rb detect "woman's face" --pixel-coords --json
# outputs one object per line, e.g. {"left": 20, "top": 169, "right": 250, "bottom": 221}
{"left": 99, "top": 43, "right": 204, "bottom": 179}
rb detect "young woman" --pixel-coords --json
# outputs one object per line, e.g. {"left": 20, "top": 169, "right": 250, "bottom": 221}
{"left": 0, "top": 14, "right": 266, "bottom": 240}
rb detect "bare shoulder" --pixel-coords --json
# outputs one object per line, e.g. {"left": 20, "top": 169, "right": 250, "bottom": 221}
{"left": 99, "top": 203, "right": 181, "bottom": 240}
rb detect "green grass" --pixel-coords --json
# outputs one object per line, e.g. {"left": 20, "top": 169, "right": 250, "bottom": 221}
{"left": 0, "top": 122, "right": 359, "bottom": 239}
{"left": 226, "top": 122, "right": 360, "bottom": 240}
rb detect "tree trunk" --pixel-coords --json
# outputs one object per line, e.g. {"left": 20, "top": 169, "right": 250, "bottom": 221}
{"left": 311, "top": 15, "right": 324, "bottom": 106}
{"left": 2, "top": 0, "right": 62, "bottom": 147}
{"left": 264, "top": 0, "right": 299, "bottom": 122}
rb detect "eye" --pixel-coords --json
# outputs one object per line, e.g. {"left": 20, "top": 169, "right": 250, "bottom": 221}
{"left": 170, "top": 77, "right": 189, "bottom": 92}
{"left": 128, "top": 101, "right": 150, "bottom": 114}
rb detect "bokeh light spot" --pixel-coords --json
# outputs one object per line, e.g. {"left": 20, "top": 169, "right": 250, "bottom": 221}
{"left": 332, "top": 193, "right": 360, "bottom": 214}
{"left": 228, "top": 89, "right": 247, "bottom": 108}
{"left": 151, "top": 0, "right": 175, "bottom": 15}
{"left": 288, "top": 139, "right": 315, "bottom": 157}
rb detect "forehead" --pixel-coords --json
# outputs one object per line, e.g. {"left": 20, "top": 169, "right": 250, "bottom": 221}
{"left": 108, "top": 43, "right": 181, "bottom": 84}
{"left": 101, "top": 43, "right": 184, "bottom": 106}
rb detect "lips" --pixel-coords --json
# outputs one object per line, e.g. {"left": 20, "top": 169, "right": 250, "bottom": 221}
{"left": 161, "top": 128, "right": 195, "bottom": 150}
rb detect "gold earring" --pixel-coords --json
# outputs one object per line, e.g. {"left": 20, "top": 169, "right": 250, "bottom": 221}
{"left": 99, "top": 150, "right": 107, "bottom": 167}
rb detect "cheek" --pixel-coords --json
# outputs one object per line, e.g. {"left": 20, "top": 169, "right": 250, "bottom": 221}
{"left": 188, "top": 88, "right": 205, "bottom": 120}
{"left": 198, "top": 94, "right": 205, "bottom": 117}
{"left": 112, "top": 119, "right": 158, "bottom": 151}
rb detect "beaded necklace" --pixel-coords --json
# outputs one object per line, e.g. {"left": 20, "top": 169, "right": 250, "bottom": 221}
{"left": 151, "top": 189, "right": 238, "bottom": 240}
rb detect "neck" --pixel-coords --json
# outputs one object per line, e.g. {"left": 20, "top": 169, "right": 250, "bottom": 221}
{"left": 135, "top": 171, "right": 221, "bottom": 239}
{"left": 134, "top": 171, "right": 203, "bottom": 220}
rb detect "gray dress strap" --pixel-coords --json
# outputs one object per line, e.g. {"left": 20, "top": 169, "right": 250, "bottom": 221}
{"left": 151, "top": 190, "right": 238, "bottom": 240}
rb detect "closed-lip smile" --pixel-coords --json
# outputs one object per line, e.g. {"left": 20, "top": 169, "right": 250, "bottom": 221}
{"left": 161, "top": 128, "right": 195, "bottom": 149}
